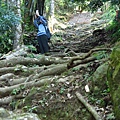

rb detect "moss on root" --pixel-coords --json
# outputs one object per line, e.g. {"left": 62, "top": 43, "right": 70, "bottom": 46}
{"left": 107, "top": 44, "right": 120, "bottom": 119}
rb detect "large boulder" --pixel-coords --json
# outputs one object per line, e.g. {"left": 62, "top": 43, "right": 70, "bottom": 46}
{"left": 107, "top": 43, "right": 120, "bottom": 119}
{"left": 90, "top": 62, "right": 109, "bottom": 94}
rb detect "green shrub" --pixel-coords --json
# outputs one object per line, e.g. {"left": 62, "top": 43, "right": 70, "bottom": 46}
{"left": 106, "top": 21, "right": 120, "bottom": 43}
{"left": 0, "top": 2, "right": 20, "bottom": 53}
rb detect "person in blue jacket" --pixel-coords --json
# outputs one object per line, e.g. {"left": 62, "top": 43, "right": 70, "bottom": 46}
{"left": 34, "top": 10, "right": 49, "bottom": 54}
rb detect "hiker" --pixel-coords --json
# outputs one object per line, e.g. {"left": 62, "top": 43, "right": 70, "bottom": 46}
{"left": 34, "top": 10, "right": 49, "bottom": 54}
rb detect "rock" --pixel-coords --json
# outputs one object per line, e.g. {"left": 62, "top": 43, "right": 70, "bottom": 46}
{"left": 107, "top": 43, "right": 120, "bottom": 119}
{"left": 0, "top": 108, "right": 10, "bottom": 118}
{"left": 0, "top": 107, "right": 40, "bottom": 120}
{"left": 91, "top": 62, "right": 109, "bottom": 93}
{"left": 8, "top": 113, "right": 40, "bottom": 120}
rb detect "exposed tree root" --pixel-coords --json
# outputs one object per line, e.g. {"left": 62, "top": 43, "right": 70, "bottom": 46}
{"left": 0, "top": 96, "right": 15, "bottom": 105}
{"left": 0, "top": 47, "right": 112, "bottom": 118}
{"left": 68, "top": 48, "right": 111, "bottom": 68}
{"left": 0, "top": 56, "right": 68, "bottom": 68}
{"left": 0, "top": 73, "right": 16, "bottom": 81}
{"left": 0, "top": 77, "right": 53, "bottom": 97}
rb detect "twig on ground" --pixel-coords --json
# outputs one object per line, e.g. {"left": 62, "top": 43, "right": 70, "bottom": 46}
{"left": 75, "top": 91, "right": 102, "bottom": 120}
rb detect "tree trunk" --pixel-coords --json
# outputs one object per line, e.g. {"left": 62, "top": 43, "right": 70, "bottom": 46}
{"left": 37, "top": 0, "right": 45, "bottom": 15}
{"left": 48, "top": 0, "right": 55, "bottom": 33}
{"left": 9, "top": 0, "right": 23, "bottom": 49}
{"left": 13, "top": 0, "right": 23, "bottom": 49}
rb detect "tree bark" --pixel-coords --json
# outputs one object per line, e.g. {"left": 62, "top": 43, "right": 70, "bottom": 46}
{"left": 12, "top": 0, "right": 23, "bottom": 49}
{"left": 37, "top": 0, "right": 45, "bottom": 15}
{"left": 0, "top": 77, "right": 53, "bottom": 96}
{"left": 48, "top": 0, "right": 55, "bottom": 32}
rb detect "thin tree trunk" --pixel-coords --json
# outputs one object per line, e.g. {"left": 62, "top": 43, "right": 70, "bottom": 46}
{"left": 13, "top": 0, "right": 23, "bottom": 49}
{"left": 76, "top": 92, "right": 102, "bottom": 120}
{"left": 48, "top": 0, "right": 55, "bottom": 32}
{"left": 37, "top": 0, "right": 45, "bottom": 15}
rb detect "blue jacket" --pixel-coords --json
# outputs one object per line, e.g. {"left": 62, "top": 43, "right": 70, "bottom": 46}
{"left": 34, "top": 16, "right": 47, "bottom": 36}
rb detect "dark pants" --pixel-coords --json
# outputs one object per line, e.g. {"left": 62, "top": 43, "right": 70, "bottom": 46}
{"left": 37, "top": 35, "right": 49, "bottom": 54}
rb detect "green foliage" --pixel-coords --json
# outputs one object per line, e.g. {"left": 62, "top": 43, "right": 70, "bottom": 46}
{"left": 11, "top": 85, "right": 25, "bottom": 95}
{"left": 0, "top": 1, "right": 20, "bottom": 53}
{"left": 110, "top": 47, "right": 120, "bottom": 80}
{"left": 88, "top": 95, "right": 98, "bottom": 104}
{"left": 55, "top": 0, "right": 74, "bottom": 12}
{"left": 68, "top": 0, "right": 102, "bottom": 12}
{"left": 70, "top": 0, "right": 120, "bottom": 12}
{"left": 93, "top": 51, "right": 109, "bottom": 60}
{"left": 11, "top": 88, "right": 20, "bottom": 95}
{"left": 110, "top": 0, "right": 120, "bottom": 5}
{"left": 23, "top": 17, "right": 35, "bottom": 32}
{"left": 59, "top": 87, "right": 66, "bottom": 94}
{"left": 90, "top": 0, "right": 113, "bottom": 12}
{"left": 106, "top": 113, "right": 115, "bottom": 120}
{"left": 106, "top": 21, "right": 120, "bottom": 42}
{"left": 88, "top": 0, "right": 103, "bottom": 12}
{"left": 39, "top": 97, "right": 47, "bottom": 107}
{"left": 23, "top": 105, "right": 38, "bottom": 113}
{"left": 102, "top": 6, "right": 116, "bottom": 20}
{"left": 51, "top": 0, "right": 75, "bottom": 22}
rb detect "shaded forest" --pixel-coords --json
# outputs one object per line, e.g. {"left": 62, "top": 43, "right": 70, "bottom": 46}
{"left": 0, "top": 0, "right": 120, "bottom": 120}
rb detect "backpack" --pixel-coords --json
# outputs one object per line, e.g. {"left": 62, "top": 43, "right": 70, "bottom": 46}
{"left": 45, "top": 26, "right": 52, "bottom": 41}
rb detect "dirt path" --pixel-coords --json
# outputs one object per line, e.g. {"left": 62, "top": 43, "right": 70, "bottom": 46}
{"left": 50, "top": 12, "right": 109, "bottom": 54}
{"left": 69, "top": 12, "right": 92, "bottom": 24}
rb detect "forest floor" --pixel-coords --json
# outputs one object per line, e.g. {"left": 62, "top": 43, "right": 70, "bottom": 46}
{"left": 0, "top": 12, "right": 115, "bottom": 120}
{"left": 36, "top": 12, "right": 113, "bottom": 120}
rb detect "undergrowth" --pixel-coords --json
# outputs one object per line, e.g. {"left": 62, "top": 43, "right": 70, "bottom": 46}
{"left": 107, "top": 21, "right": 120, "bottom": 43}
